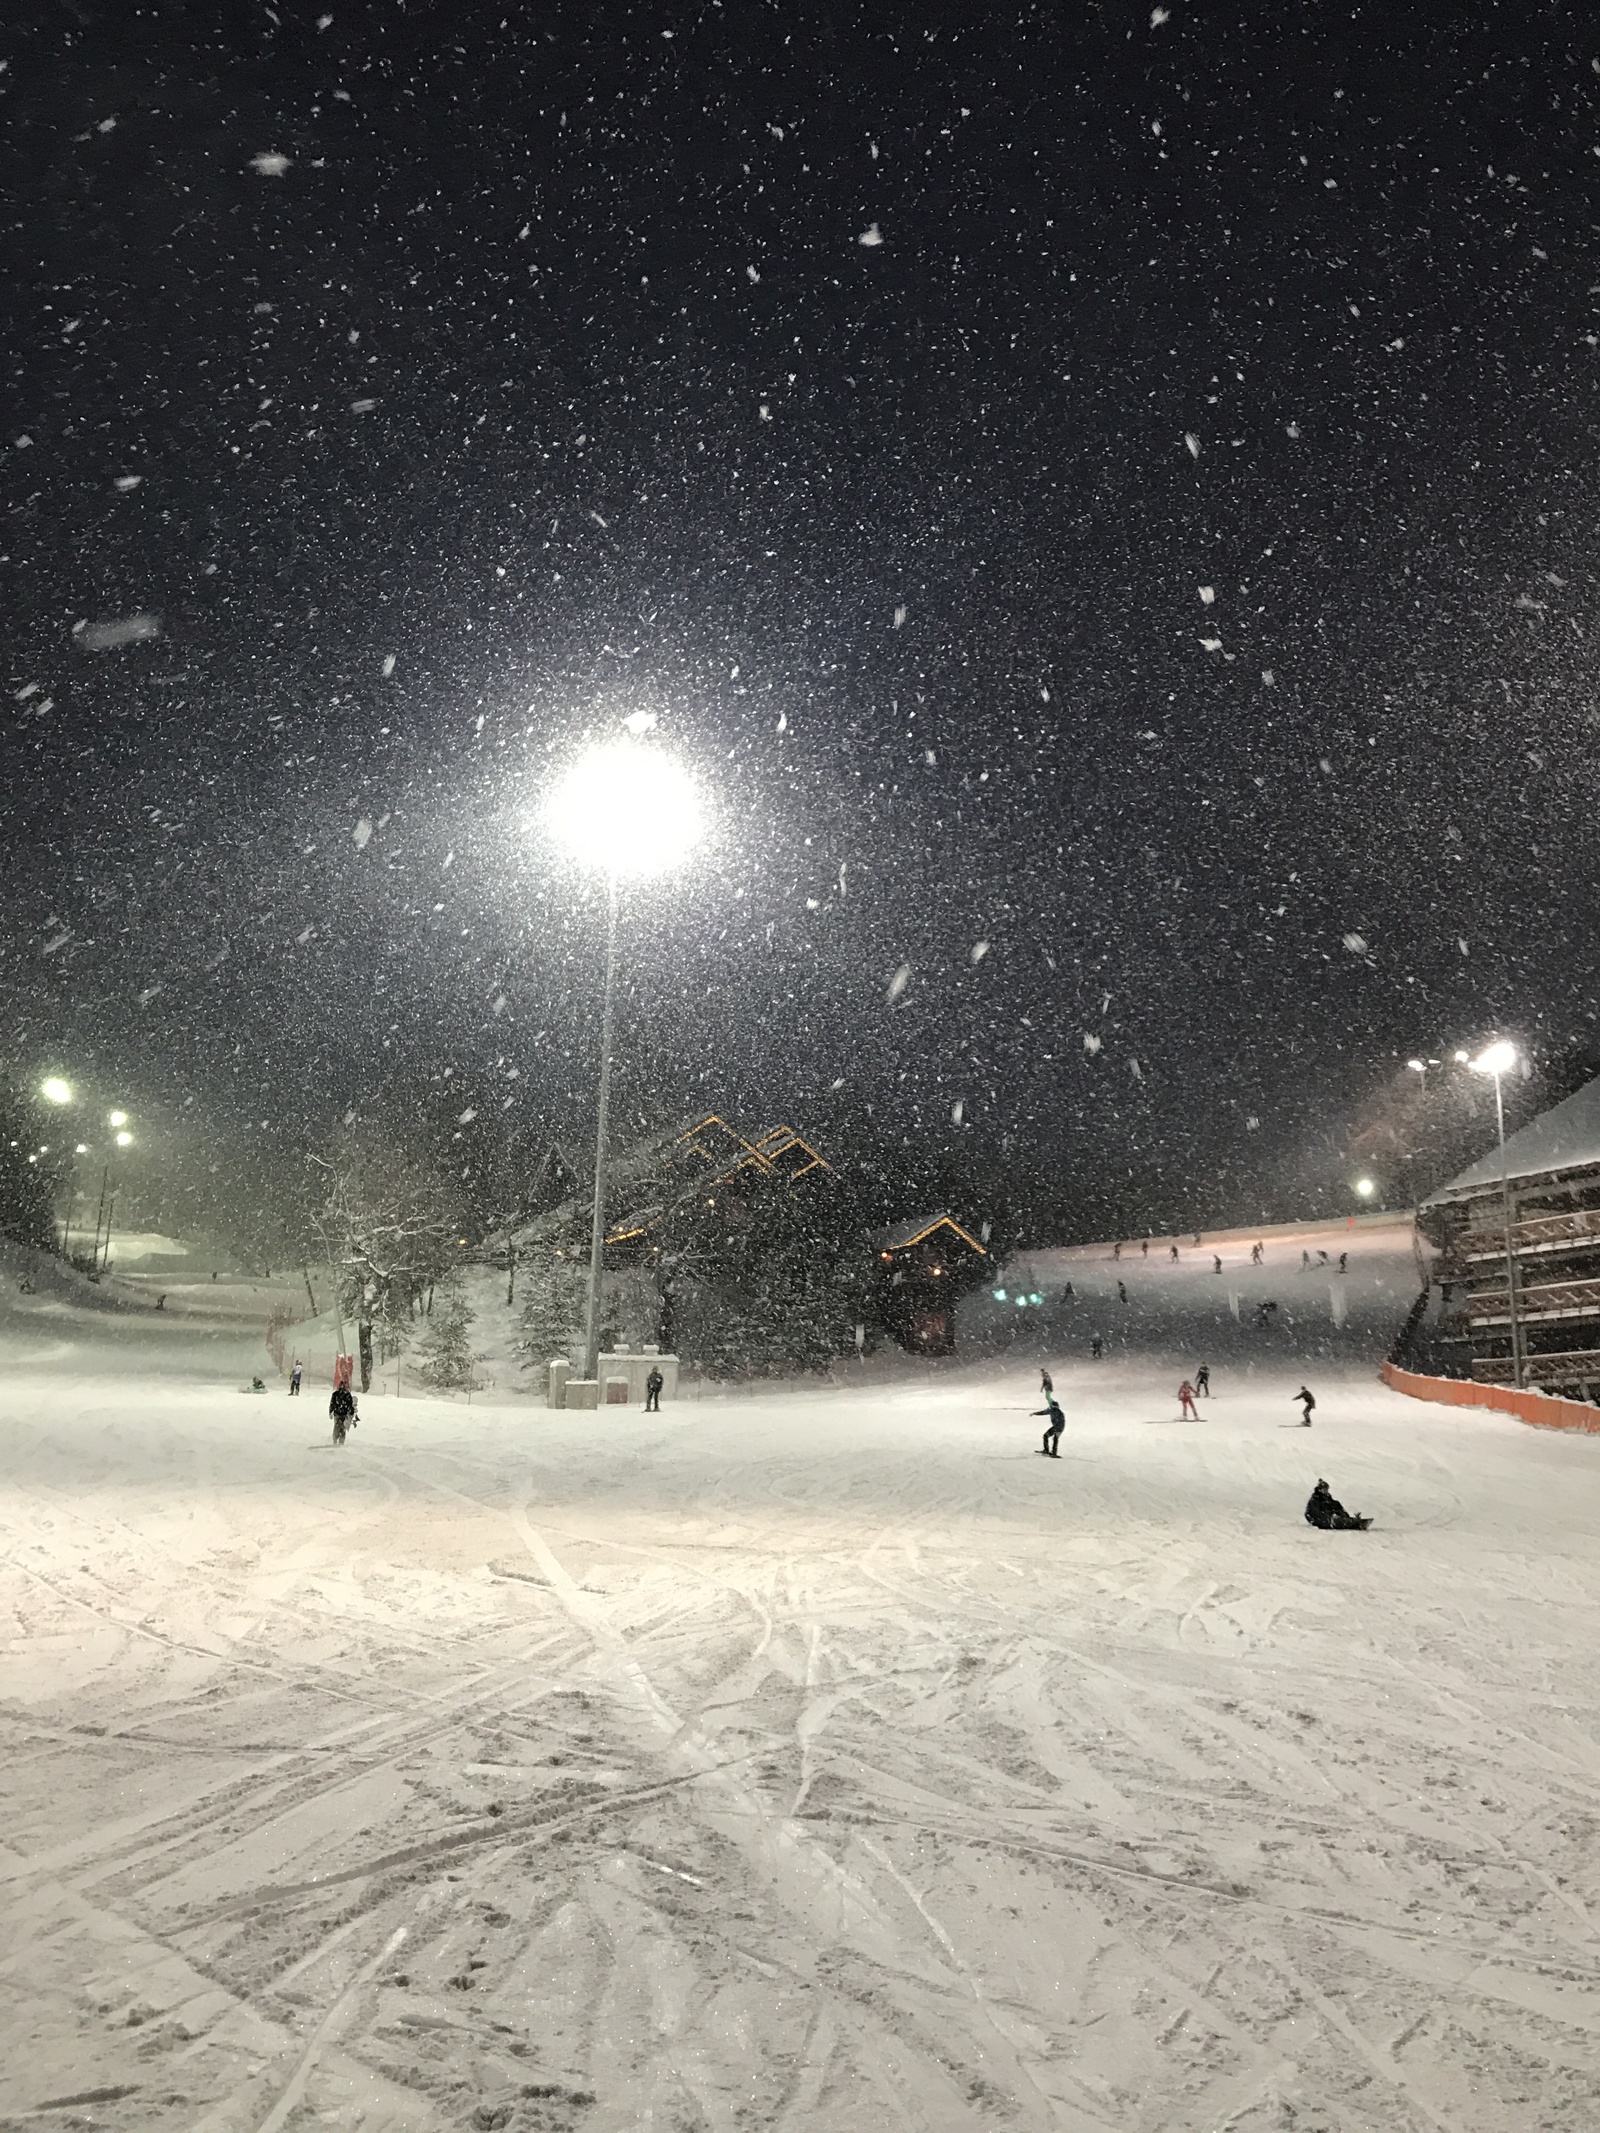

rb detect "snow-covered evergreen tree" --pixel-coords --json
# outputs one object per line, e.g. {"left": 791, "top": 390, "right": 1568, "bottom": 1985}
{"left": 518, "top": 1247, "right": 588, "bottom": 1372}
{"left": 416, "top": 1282, "right": 476, "bottom": 1391}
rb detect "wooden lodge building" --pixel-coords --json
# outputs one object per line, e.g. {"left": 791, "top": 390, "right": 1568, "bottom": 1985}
{"left": 872, "top": 1213, "right": 990, "bottom": 1355}
{"left": 1417, "top": 1074, "right": 1600, "bottom": 1395}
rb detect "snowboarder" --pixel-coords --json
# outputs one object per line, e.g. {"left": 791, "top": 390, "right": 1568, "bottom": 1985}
{"left": 1141, "top": 1237, "right": 1149, "bottom": 1257}
{"left": 1039, "top": 1367, "right": 1054, "bottom": 1396}
{"left": 330, "top": 1382, "right": 357, "bottom": 1446}
{"left": 1337, "top": 1251, "right": 1348, "bottom": 1274}
{"left": 1317, "top": 1249, "right": 1329, "bottom": 1267}
{"left": 1195, "top": 1364, "right": 1211, "bottom": 1397}
{"left": 1296, "top": 1384, "right": 1316, "bottom": 1427}
{"left": 1169, "top": 1242, "right": 1179, "bottom": 1261}
{"left": 1305, "top": 1478, "right": 1370, "bottom": 1530}
{"left": 1117, "top": 1279, "right": 1128, "bottom": 1304}
{"left": 1212, "top": 1254, "right": 1222, "bottom": 1274}
{"left": 289, "top": 1359, "right": 303, "bottom": 1396}
{"left": 644, "top": 1365, "right": 663, "bottom": 1412}
{"left": 1062, "top": 1281, "right": 1074, "bottom": 1300}
{"left": 1113, "top": 1240, "right": 1123, "bottom": 1260}
{"left": 1251, "top": 1241, "right": 1263, "bottom": 1266}
{"left": 1034, "top": 1395, "right": 1065, "bottom": 1457}
{"left": 1301, "top": 1249, "right": 1311, "bottom": 1270}
{"left": 1090, "top": 1335, "right": 1103, "bottom": 1359}
{"left": 1177, "top": 1379, "right": 1199, "bottom": 1420}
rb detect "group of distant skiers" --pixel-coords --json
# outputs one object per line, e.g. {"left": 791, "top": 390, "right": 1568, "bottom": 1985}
{"left": 284, "top": 1355, "right": 666, "bottom": 1445}
{"left": 1028, "top": 1364, "right": 1368, "bottom": 1526}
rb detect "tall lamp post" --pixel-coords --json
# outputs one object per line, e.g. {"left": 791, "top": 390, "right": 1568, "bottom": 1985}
{"left": 1470, "top": 1040, "right": 1522, "bottom": 1389}
{"left": 545, "top": 737, "right": 702, "bottom": 1385}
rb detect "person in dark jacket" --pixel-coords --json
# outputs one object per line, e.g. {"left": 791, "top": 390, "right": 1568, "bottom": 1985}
{"left": 1296, "top": 1384, "right": 1315, "bottom": 1427}
{"left": 1305, "top": 1479, "right": 1369, "bottom": 1530}
{"left": 1195, "top": 1364, "right": 1211, "bottom": 1397}
{"left": 1033, "top": 1395, "right": 1066, "bottom": 1457}
{"left": 289, "top": 1360, "right": 303, "bottom": 1396}
{"left": 330, "top": 1382, "right": 357, "bottom": 1445}
{"left": 644, "top": 1366, "right": 664, "bottom": 1411}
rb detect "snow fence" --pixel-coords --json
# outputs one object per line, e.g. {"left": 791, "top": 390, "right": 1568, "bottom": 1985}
{"left": 1382, "top": 1360, "right": 1600, "bottom": 1435}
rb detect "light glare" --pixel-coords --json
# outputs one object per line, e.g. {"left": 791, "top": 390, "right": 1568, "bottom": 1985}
{"left": 1355, "top": 1176, "right": 1376, "bottom": 1198}
{"left": 108, "top": 1109, "right": 128, "bottom": 1127}
{"left": 41, "top": 1077, "right": 72, "bottom": 1105}
{"left": 115, "top": 1130, "right": 134, "bottom": 1148}
{"left": 1471, "top": 1040, "right": 1517, "bottom": 1077}
{"left": 545, "top": 743, "right": 702, "bottom": 879}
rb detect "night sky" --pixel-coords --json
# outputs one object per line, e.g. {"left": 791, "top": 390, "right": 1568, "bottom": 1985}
{"left": 4, "top": 0, "right": 1598, "bottom": 1241}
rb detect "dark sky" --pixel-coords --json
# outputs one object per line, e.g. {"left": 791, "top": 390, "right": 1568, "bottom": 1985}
{"left": 3, "top": 0, "right": 1598, "bottom": 1239}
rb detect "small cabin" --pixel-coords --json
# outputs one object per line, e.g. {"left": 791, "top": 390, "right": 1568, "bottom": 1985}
{"left": 872, "top": 1213, "right": 989, "bottom": 1354}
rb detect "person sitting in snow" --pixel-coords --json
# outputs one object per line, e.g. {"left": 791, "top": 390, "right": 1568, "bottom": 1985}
{"left": 1305, "top": 1478, "right": 1370, "bottom": 1530}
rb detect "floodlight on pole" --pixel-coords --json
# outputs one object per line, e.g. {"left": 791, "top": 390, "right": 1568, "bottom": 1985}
{"left": 108, "top": 1109, "right": 128, "bottom": 1128}
{"left": 41, "top": 1077, "right": 72, "bottom": 1105}
{"left": 115, "top": 1130, "right": 134, "bottom": 1148}
{"left": 544, "top": 738, "right": 704, "bottom": 1387}
{"left": 1354, "top": 1176, "right": 1376, "bottom": 1199}
{"left": 1469, "top": 1039, "right": 1522, "bottom": 1389}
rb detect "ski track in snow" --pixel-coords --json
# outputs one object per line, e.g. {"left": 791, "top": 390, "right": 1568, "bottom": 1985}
{"left": 1, "top": 1226, "right": 1600, "bottom": 2129}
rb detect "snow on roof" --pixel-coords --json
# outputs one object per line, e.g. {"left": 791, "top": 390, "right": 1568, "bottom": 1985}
{"left": 875, "top": 1212, "right": 987, "bottom": 1254}
{"left": 1422, "top": 1073, "right": 1600, "bottom": 1202}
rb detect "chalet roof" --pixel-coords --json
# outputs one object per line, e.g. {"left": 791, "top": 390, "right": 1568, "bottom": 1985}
{"left": 875, "top": 1212, "right": 987, "bottom": 1255}
{"left": 1421, "top": 1073, "right": 1600, "bottom": 1204}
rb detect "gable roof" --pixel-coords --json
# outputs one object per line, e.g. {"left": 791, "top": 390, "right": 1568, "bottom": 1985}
{"left": 1421, "top": 1073, "right": 1600, "bottom": 1202}
{"left": 875, "top": 1212, "right": 987, "bottom": 1255}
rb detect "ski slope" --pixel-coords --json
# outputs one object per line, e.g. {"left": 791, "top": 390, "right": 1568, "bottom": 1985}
{"left": 3, "top": 1231, "right": 1600, "bottom": 2131}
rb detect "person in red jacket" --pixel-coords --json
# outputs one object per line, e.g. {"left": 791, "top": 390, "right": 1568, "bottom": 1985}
{"left": 1178, "top": 1379, "right": 1199, "bottom": 1420}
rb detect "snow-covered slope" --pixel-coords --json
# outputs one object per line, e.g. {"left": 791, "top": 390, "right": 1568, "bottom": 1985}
{"left": 4, "top": 1230, "right": 1597, "bottom": 2131}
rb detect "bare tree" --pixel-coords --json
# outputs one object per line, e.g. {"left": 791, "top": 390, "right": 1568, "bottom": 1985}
{"left": 309, "top": 1136, "right": 460, "bottom": 1390}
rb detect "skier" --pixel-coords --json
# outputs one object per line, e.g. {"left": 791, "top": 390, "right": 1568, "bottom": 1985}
{"left": 1062, "top": 1281, "right": 1075, "bottom": 1300}
{"left": 1033, "top": 1394, "right": 1066, "bottom": 1457}
{"left": 1113, "top": 1241, "right": 1123, "bottom": 1261}
{"left": 1039, "top": 1366, "right": 1054, "bottom": 1396}
{"left": 1305, "top": 1478, "right": 1370, "bottom": 1530}
{"left": 1251, "top": 1242, "right": 1264, "bottom": 1266}
{"left": 1195, "top": 1364, "right": 1211, "bottom": 1397}
{"left": 289, "top": 1359, "right": 303, "bottom": 1397}
{"left": 1141, "top": 1237, "right": 1149, "bottom": 1257}
{"left": 1337, "top": 1251, "right": 1348, "bottom": 1274}
{"left": 1177, "top": 1379, "right": 1199, "bottom": 1420}
{"left": 1090, "top": 1334, "right": 1103, "bottom": 1359}
{"left": 1212, "top": 1254, "right": 1222, "bottom": 1274}
{"left": 1301, "top": 1249, "right": 1311, "bottom": 1270}
{"left": 330, "top": 1382, "right": 357, "bottom": 1446}
{"left": 1116, "top": 1279, "right": 1128, "bottom": 1304}
{"left": 644, "top": 1365, "right": 663, "bottom": 1412}
{"left": 1296, "top": 1384, "right": 1316, "bottom": 1428}
{"left": 1169, "top": 1243, "right": 1179, "bottom": 1261}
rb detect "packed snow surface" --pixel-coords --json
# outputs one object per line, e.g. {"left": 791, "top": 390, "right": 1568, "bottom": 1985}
{"left": 4, "top": 1226, "right": 1600, "bottom": 2131}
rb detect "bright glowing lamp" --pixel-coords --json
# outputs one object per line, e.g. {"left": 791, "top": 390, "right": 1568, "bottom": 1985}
{"left": 545, "top": 743, "right": 702, "bottom": 879}
{"left": 108, "top": 1109, "right": 128, "bottom": 1128}
{"left": 41, "top": 1077, "right": 72, "bottom": 1105}
{"left": 115, "top": 1130, "right": 134, "bottom": 1148}
{"left": 1406, "top": 1058, "right": 1426, "bottom": 1073}
{"left": 1471, "top": 1040, "right": 1517, "bottom": 1077}
{"left": 1355, "top": 1177, "right": 1376, "bottom": 1198}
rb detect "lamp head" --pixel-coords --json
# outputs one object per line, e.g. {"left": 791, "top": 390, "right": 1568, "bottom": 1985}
{"left": 544, "top": 741, "right": 702, "bottom": 879}
{"left": 1470, "top": 1040, "right": 1517, "bottom": 1078}
{"left": 1354, "top": 1176, "right": 1376, "bottom": 1198}
{"left": 40, "top": 1077, "right": 72, "bottom": 1105}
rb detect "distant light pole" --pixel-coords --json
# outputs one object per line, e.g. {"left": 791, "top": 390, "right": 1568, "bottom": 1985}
{"left": 545, "top": 736, "right": 703, "bottom": 1384}
{"left": 1470, "top": 1039, "right": 1522, "bottom": 1389}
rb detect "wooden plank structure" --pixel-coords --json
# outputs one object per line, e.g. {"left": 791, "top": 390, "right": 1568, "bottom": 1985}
{"left": 1418, "top": 1073, "right": 1600, "bottom": 1399}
